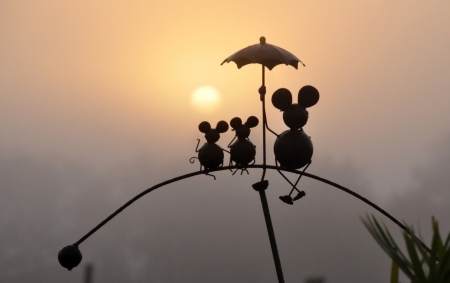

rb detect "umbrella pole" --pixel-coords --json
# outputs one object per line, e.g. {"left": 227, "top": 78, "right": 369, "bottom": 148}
{"left": 260, "top": 64, "right": 267, "bottom": 181}
{"left": 255, "top": 64, "right": 285, "bottom": 283}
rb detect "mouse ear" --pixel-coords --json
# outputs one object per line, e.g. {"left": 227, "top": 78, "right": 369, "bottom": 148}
{"left": 245, "top": 116, "right": 259, "bottom": 128}
{"left": 272, "top": 88, "right": 292, "bottom": 111}
{"left": 216, "top": 120, "right": 229, "bottom": 133}
{"left": 230, "top": 117, "right": 242, "bottom": 130}
{"left": 198, "top": 121, "right": 211, "bottom": 133}
{"left": 298, "top": 85, "right": 319, "bottom": 108}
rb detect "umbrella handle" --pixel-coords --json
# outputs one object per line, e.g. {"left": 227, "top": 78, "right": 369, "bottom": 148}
{"left": 262, "top": 64, "right": 265, "bottom": 93}
{"left": 259, "top": 64, "right": 266, "bottom": 101}
{"left": 259, "top": 66, "right": 267, "bottom": 182}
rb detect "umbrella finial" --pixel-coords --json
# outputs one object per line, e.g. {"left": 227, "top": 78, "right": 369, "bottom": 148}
{"left": 260, "top": 36, "right": 266, "bottom": 45}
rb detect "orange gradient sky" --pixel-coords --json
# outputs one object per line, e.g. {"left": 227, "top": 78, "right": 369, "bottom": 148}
{"left": 1, "top": 0, "right": 450, "bottom": 198}
{"left": 3, "top": 3, "right": 450, "bottom": 283}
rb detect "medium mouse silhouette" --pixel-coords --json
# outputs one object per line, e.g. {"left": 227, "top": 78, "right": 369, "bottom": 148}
{"left": 228, "top": 116, "right": 259, "bottom": 174}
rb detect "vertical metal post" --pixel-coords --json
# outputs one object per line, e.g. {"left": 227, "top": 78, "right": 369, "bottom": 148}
{"left": 259, "top": 190, "right": 285, "bottom": 283}
{"left": 253, "top": 181, "right": 285, "bottom": 283}
{"left": 256, "top": 64, "right": 285, "bottom": 283}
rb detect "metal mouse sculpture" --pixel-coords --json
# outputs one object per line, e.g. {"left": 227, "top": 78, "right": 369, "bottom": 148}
{"left": 271, "top": 85, "right": 320, "bottom": 204}
{"left": 58, "top": 38, "right": 430, "bottom": 283}
{"left": 228, "top": 116, "right": 259, "bottom": 174}
{"left": 191, "top": 120, "right": 229, "bottom": 178}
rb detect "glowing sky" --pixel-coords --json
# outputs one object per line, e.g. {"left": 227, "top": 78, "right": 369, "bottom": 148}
{"left": 2, "top": 1, "right": 449, "bottom": 197}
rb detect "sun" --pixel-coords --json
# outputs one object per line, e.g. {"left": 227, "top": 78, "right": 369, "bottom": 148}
{"left": 190, "top": 85, "right": 221, "bottom": 112}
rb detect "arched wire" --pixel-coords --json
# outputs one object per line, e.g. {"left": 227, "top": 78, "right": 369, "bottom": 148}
{"left": 73, "top": 164, "right": 432, "bottom": 255}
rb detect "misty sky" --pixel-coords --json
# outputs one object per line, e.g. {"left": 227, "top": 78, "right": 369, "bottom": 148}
{"left": 1, "top": 1, "right": 450, "bottom": 283}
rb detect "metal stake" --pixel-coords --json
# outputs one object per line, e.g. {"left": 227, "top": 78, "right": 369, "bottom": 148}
{"left": 255, "top": 64, "right": 285, "bottom": 283}
{"left": 253, "top": 180, "right": 285, "bottom": 283}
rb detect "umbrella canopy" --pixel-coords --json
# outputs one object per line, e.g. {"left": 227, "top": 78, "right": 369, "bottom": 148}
{"left": 221, "top": 36, "right": 305, "bottom": 70}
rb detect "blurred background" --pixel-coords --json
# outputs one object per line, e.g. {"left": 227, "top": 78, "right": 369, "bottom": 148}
{"left": 1, "top": 1, "right": 450, "bottom": 282}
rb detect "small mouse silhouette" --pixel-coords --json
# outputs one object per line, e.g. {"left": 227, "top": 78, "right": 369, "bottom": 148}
{"left": 190, "top": 121, "right": 229, "bottom": 178}
{"left": 271, "top": 85, "right": 320, "bottom": 204}
{"left": 228, "top": 116, "right": 259, "bottom": 174}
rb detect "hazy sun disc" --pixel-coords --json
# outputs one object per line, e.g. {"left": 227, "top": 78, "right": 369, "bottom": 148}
{"left": 191, "top": 86, "right": 221, "bottom": 112}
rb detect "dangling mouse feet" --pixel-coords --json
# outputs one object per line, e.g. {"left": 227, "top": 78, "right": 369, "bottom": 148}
{"left": 279, "top": 195, "right": 293, "bottom": 205}
{"left": 293, "top": 191, "right": 306, "bottom": 201}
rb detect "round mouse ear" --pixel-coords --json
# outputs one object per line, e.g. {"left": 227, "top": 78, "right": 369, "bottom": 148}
{"left": 198, "top": 121, "right": 211, "bottom": 133}
{"left": 230, "top": 117, "right": 242, "bottom": 130}
{"left": 298, "top": 85, "right": 319, "bottom": 108}
{"left": 216, "top": 120, "right": 229, "bottom": 133}
{"left": 245, "top": 116, "right": 259, "bottom": 128}
{"left": 272, "top": 88, "right": 292, "bottom": 111}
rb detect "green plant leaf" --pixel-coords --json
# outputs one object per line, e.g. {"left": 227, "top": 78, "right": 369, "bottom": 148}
{"left": 390, "top": 260, "right": 399, "bottom": 283}
{"left": 403, "top": 231, "right": 427, "bottom": 282}
{"left": 361, "top": 215, "right": 415, "bottom": 281}
{"left": 363, "top": 216, "right": 450, "bottom": 283}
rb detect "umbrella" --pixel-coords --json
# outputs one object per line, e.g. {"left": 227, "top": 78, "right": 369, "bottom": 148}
{"left": 221, "top": 37, "right": 304, "bottom": 283}
{"left": 221, "top": 36, "right": 305, "bottom": 70}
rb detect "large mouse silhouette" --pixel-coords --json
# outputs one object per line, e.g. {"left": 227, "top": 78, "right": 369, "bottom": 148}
{"left": 271, "top": 85, "right": 319, "bottom": 204}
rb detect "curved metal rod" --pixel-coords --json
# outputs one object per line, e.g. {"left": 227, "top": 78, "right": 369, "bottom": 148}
{"left": 73, "top": 164, "right": 431, "bottom": 254}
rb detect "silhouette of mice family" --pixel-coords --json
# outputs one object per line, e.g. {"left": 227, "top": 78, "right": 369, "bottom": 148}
{"left": 191, "top": 85, "right": 319, "bottom": 205}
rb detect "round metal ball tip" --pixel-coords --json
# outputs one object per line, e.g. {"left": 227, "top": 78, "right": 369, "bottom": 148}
{"left": 58, "top": 244, "right": 82, "bottom": 271}
{"left": 260, "top": 36, "right": 266, "bottom": 44}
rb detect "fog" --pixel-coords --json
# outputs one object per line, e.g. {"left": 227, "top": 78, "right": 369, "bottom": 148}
{"left": 1, "top": 139, "right": 450, "bottom": 282}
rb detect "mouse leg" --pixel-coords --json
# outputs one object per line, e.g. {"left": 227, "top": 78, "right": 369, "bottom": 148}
{"left": 240, "top": 168, "right": 249, "bottom": 175}
{"left": 291, "top": 163, "right": 310, "bottom": 201}
{"left": 275, "top": 159, "right": 297, "bottom": 205}
{"left": 229, "top": 158, "right": 234, "bottom": 173}
{"left": 203, "top": 167, "right": 217, "bottom": 180}
{"left": 276, "top": 160, "right": 310, "bottom": 204}
{"left": 204, "top": 172, "right": 216, "bottom": 180}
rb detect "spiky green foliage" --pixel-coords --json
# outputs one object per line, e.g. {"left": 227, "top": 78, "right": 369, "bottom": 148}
{"left": 361, "top": 216, "right": 450, "bottom": 283}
